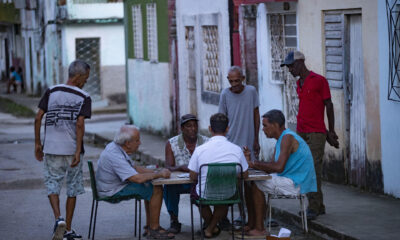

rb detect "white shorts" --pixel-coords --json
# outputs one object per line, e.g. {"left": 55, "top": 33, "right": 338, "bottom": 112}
{"left": 255, "top": 174, "right": 300, "bottom": 196}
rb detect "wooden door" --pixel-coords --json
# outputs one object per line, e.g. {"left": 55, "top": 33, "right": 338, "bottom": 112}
{"left": 347, "top": 14, "right": 366, "bottom": 187}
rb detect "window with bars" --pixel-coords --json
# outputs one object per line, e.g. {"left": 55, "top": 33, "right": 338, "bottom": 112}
{"left": 146, "top": 3, "right": 158, "bottom": 62}
{"left": 387, "top": 0, "right": 400, "bottom": 101}
{"left": 202, "top": 25, "right": 221, "bottom": 93}
{"left": 132, "top": 4, "right": 143, "bottom": 59}
{"left": 269, "top": 13, "right": 297, "bottom": 84}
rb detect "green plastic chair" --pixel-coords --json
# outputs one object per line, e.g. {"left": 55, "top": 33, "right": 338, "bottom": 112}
{"left": 190, "top": 163, "right": 245, "bottom": 240}
{"left": 87, "top": 161, "right": 143, "bottom": 240}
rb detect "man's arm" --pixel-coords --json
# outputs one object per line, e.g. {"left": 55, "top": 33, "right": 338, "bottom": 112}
{"left": 128, "top": 168, "right": 171, "bottom": 184}
{"left": 71, "top": 116, "right": 85, "bottom": 167}
{"left": 248, "top": 135, "right": 294, "bottom": 174}
{"left": 253, "top": 107, "right": 260, "bottom": 158}
{"left": 189, "top": 170, "right": 198, "bottom": 181}
{"left": 324, "top": 98, "right": 339, "bottom": 148}
{"left": 34, "top": 109, "right": 45, "bottom": 161}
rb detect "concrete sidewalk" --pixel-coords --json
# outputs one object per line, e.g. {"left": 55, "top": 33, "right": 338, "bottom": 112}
{"left": 1, "top": 92, "right": 400, "bottom": 239}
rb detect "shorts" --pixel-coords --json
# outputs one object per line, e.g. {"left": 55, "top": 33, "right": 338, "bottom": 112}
{"left": 113, "top": 182, "right": 154, "bottom": 201}
{"left": 255, "top": 174, "right": 300, "bottom": 196}
{"left": 43, "top": 154, "right": 85, "bottom": 197}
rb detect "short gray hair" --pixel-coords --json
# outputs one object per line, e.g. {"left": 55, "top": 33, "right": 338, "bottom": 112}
{"left": 228, "top": 65, "right": 244, "bottom": 76}
{"left": 262, "top": 109, "right": 285, "bottom": 127}
{"left": 114, "top": 125, "right": 139, "bottom": 145}
{"left": 68, "top": 59, "right": 90, "bottom": 78}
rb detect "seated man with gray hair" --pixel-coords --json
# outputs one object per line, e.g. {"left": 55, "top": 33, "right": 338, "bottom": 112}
{"left": 244, "top": 110, "right": 317, "bottom": 238}
{"left": 96, "top": 125, "right": 174, "bottom": 239}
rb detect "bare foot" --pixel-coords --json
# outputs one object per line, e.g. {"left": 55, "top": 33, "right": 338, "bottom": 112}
{"left": 247, "top": 228, "right": 269, "bottom": 237}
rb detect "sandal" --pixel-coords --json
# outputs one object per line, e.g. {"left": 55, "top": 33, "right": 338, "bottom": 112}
{"left": 148, "top": 226, "right": 175, "bottom": 239}
{"left": 143, "top": 225, "right": 149, "bottom": 237}
{"left": 204, "top": 226, "right": 221, "bottom": 239}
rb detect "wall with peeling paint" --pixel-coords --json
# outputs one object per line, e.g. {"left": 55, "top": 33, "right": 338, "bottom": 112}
{"left": 297, "top": 0, "right": 382, "bottom": 191}
{"left": 378, "top": 0, "right": 400, "bottom": 198}
{"left": 176, "top": 0, "right": 231, "bottom": 131}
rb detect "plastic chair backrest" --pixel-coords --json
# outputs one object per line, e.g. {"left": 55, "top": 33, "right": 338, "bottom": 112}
{"left": 199, "top": 163, "right": 241, "bottom": 200}
{"left": 87, "top": 161, "right": 99, "bottom": 200}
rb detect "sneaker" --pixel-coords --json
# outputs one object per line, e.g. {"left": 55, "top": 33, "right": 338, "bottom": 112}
{"left": 218, "top": 217, "right": 232, "bottom": 231}
{"left": 63, "top": 229, "right": 82, "bottom": 240}
{"left": 167, "top": 220, "right": 182, "bottom": 234}
{"left": 52, "top": 218, "right": 66, "bottom": 240}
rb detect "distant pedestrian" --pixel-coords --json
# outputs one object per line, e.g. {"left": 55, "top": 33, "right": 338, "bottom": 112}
{"left": 218, "top": 65, "right": 260, "bottom": 227}
{"left": 6, "top": 66, "right": 22, "bottom": 93}
{"left": 281, "top": 51, "right": 339, "bottom": 220}
{"left": 34, "top": 60, "right": 91, "bottom": 240}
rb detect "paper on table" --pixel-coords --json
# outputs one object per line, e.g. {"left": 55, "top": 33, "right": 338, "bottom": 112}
{"left": 177, "top": 173, "right": 190, "bottom": 178}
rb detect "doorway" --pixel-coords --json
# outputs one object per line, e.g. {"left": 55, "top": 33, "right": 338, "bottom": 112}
{"left": 345, "top": 14, "right": 366, "bottom": 187}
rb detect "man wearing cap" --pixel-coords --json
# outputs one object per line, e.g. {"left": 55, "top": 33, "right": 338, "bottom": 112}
{"left": 163, "top": 114, "right": 209, "bottom": 233}
{"left": 281, "top": 51, "right": 339, "bottom": 220}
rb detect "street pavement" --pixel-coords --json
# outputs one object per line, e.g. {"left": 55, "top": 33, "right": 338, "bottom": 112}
{"left": 0, "top": 111, "right": 317, "bottom": 240}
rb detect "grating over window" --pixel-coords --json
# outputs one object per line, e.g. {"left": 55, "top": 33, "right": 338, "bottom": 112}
{"left": 132, "top": 4, "right": 143, "bottom": 59}
{"left": 185, "top": 26, "right": 195, "bottom": 50}
{"left": 146, "top": 3, "right": 158, "bottom": 61}
{"left": 76, "top": 38, "right": 101, "bottom": 101}
{"left": 386, "top": 0, "right": 400, "bottom": 101}
{"left": 202, "top": 26, "right": 221, "bottom": 93}
{"left": 269, "top": 14, "right": 297, "bottom": 85}
{"left": 324, "top": 11, "right": 344, "bottom": 89}
{"left": 269, "top": 13, "right": 298, "bottom": 124}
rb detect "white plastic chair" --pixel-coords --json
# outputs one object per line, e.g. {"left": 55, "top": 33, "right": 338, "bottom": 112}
{"left": 266, "top": 193, "right": 308, "bottom": 233}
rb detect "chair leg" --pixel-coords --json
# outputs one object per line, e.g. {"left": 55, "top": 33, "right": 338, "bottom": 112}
{"left": 199, "top": 204, "right": 204, "bottom": 240}
{"left": 299, "top": 196, "right": 304, "bottom": 231}
{"left": 302, "top": 195, "right": 308, "bottom": 233}
{"left": 231, "top": 205, "right": 234, "bottom": 240}
{"left": 190, "top": 200, "right": 194, "bottom": 240}
{"left": 240, "top": 201, "right": 245, "bottom": 240}
{"left": 134, "top": 199, "right": 137, "bottom": 237}
{"left": 88, "top": 198, "right": 95, "bottom": 239}
{"left": 139, "top": 200, "right": 142, "bottom": 240}
{"left": 268, "top": 195, "right": 272, "bottom": 233}
{"left": 92, "top": 201, "right": 99, "bottom": 240}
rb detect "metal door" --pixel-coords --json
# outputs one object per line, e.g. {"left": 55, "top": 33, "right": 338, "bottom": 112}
{"left": 75, "top": 38, "right": 101, "bottom": 101}
{"left": 346, "top": 15, "right": 366, "bottom": 187}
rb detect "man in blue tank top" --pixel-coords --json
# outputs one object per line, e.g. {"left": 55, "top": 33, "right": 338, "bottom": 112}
{"left": 243, "top": 109, "right": 317, "bottom": 238}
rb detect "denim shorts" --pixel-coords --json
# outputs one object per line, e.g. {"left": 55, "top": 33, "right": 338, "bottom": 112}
{"left": 43, "top": 154, "right": 85, "bottom": 197}
{"left": 113, "top": 182, "right": 154, "bottom": 201}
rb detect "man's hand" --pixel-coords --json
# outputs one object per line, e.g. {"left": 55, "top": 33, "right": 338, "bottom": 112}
{"left": 158, "top": 168, "right": 171, "bottom": 179}
{"left": 243, "top": 146, "right": 254, "bottom": 168}
{"left": 35, "top": 143, "right": 44, "bottom": 161}
{"left": 70, "top": 152, "right": 81, "bottom": 167}
{"left": 253, "top": 140, "right": 260, "bottom": 159}
{"left": 326, "top": 130, "right": 339, "bottom": 148}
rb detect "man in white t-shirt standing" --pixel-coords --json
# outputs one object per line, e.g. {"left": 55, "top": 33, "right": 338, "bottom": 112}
{"left": 34, "top": 60, "right": 91, "bottom": 240}
{"left": 188, "top": 113, "right": 249, "bottom": 238}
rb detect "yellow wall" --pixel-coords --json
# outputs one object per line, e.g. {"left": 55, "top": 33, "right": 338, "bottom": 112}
{"left": 297, "top": 0, "right": 380, "bottom": 163}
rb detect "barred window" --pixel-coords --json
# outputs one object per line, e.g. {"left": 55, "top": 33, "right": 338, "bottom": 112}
{"left": 387, "top": 0, "right": 400, "bottom": 101}
{"left": 202, "top": 26, "right": 221, "bottom": 93}
{"left": 269, "top": 13, "right": 297, "bottom": 84}
{"left": 146, "top": 3, "right": 158, "bottom": 61}
{"left": 132, "top": 4, "right": 143, "bottom": 59}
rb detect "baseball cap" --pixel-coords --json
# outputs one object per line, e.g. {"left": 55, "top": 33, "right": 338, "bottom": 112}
{"left": 180, "top": 114, "right": 198, "bottom": 126}
{"left": 280, "top": 51, "right": 305, "bottom": 67}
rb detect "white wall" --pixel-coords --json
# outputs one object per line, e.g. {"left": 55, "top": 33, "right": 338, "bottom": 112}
{"left": 176, "top": 0, "right": 231, "bottom": 130}
{"left": 378, "top": 0, "right": 400, "bottom": 198}
{"left": 67, "top": 0, "right": 123, "bottom": 20}
{"left": 256, "top": 3, "right": 297, "bottom": 161}
{"left": 127, "top": 60, "right": 173, "bottom": 135}
{"left": 62, "top": 24, "right": 125, "bottom": 67}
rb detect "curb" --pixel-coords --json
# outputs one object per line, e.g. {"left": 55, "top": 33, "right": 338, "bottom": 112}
{"left": 271, "top": 207, "right": 357, "bottom": 240}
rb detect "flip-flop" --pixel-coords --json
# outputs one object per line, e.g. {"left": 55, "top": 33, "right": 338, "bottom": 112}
{"left": 242, "top": 230, "right": 269, "bottom": 239}
{"left": 204, "top": 226, "right": 221, "bottom": 239}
